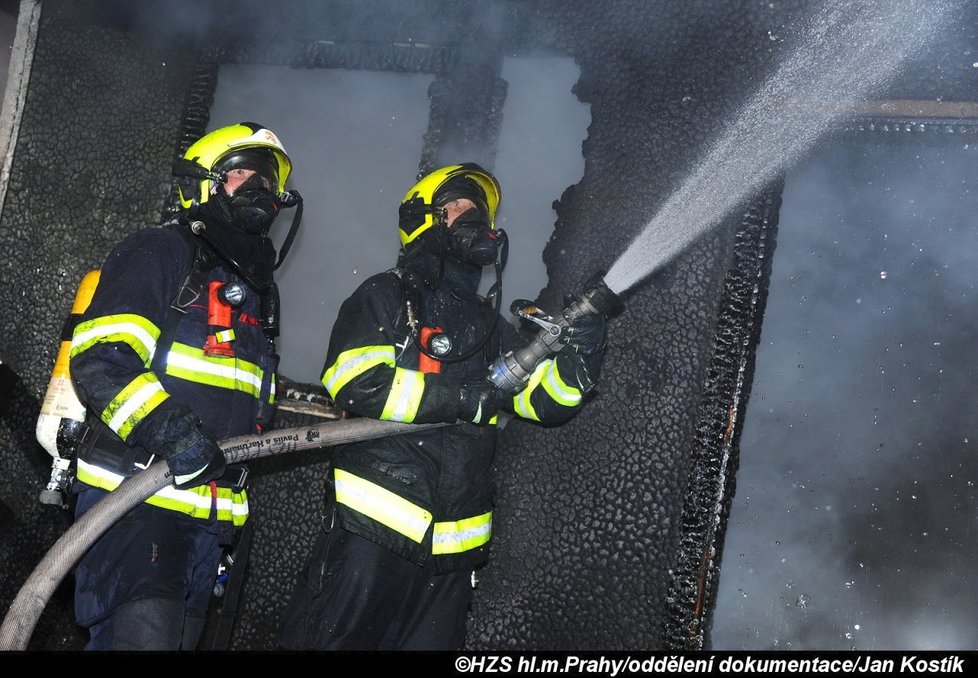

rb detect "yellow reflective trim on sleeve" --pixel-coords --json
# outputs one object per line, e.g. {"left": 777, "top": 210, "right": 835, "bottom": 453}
{"left": 76, "top": 459, "right": 249, "bottom": 525}
{"left": 513, "top": 361, "right": 548, "bottom": 422}
{"left": 322, "top": 345, "right": 396, "bottom": 398}
{"left": 215, "top": 329, "right": 235, "bottom": 343}
{"left": 71, "top": 313, "right": 161, "bottom": 366}
{"left": 540, "top": 358, "right": 582, "bottom": 407}
{"left": 102, "top": 373, "right": 169, "bottom": 441}
{"left": 165, "top": 342, "right": 264, "bottom": 398}
{"left": 432, "top": 511, "right": 493, "bottom": 555}
{"left": 334, "top": 468, "right": 432, "bottom": 543}
{"left": 380, "top": 367, "right": 425, "bottom": 422}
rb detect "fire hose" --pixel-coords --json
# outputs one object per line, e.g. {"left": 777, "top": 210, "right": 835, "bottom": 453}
{"left": 0, "top": 417, "right": 447, "bottom": 651}
{"left": 1, "top": 274, "right": 622, "bottom": 650}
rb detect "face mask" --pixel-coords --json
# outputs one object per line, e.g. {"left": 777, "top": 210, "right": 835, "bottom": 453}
{"left": 226, "top": 173, "right": 280, "bottom": 235}
{"left": 446, "top": 208, "right": 498, "bottom": 267}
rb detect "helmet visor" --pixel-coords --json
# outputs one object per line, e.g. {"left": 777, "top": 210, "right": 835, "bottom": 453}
{"left": 214, "top": 149, "right": 279, "bottom": 192}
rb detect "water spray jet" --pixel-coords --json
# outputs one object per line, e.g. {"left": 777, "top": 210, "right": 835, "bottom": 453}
{"left": 602, "top": 0, "right": 963, "bottom": 298}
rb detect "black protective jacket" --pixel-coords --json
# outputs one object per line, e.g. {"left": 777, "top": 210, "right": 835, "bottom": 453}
{"left": 321, "top": 253, "right": 600, "bottom": 573}
{"left": 69, "top": 224, "right": 277, "bottom": 525}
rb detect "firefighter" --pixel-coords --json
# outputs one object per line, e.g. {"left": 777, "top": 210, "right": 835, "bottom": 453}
{"left": 280, "top": 163, "right": 606, "bottom": 650}
{"left": 68, "top": 122, "right": 300, "bottom": 650}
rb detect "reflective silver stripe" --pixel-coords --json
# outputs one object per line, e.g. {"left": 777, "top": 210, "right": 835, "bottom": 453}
{"left": 106, "top": 379, "right": 167, "bottom": 438}
{"left": 381, "top": 367, "right": 425, "bottom": 422}
{"left": 432, "top": 512, "right": 493, "bottom": 555}
{"left": 514, "top": 361, "right": 548, "bottom": 421}
{"left": 215, "top": 495, "right": 249, "bottom": 519}
{"left": 76, "top": 459, "right": 249, "bottom": 523}
{"left": 71, "top": 318, "right": 159, "bottom": 365}
{"left": 77, "top": 458, "right": 126, "bottom": 487}
{"left": 323, "top": 346, "right": 396, "bottom": 396}
{"left": 334, "top": 468, "right": 432, "bottom": 543}
{"left": 166, "top": 348, "right": 263, "bottom": 392}
{"left": 541, "top": 359, "right": 582, "bottom": 407}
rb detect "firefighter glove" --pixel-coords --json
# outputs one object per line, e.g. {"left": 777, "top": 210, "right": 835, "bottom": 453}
{"left": 561, "top": 308, "right": 607, "bottom": 356}
{"left": 167, "top": 434, "right": 227, "bottom": 490}
{"left": 144, "top": 407, "right": 227, "bottom": 489}
{"left": 458, "top": 379, "right": 504, "bottom": 426}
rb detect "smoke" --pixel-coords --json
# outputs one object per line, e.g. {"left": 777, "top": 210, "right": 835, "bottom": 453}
{"left": 209, "top": 57, "right": 588, "bottom": 382}
{"left": 712, "top": 133, "right": 978, "bottom": 650}
{"left": 604, "top": 0, "right": 966, "bottom": 295}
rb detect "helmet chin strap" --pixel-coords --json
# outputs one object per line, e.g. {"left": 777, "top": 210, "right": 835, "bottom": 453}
{"left": 273, "top": 190, "right": 303, "bottom": 270}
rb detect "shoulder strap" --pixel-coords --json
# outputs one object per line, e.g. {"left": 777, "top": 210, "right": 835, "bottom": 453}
{"left": 386, "top": 267, "right": 418, "bottom": 360}
{"left": 150, "top": 224, "right": 215, "bottom": 374}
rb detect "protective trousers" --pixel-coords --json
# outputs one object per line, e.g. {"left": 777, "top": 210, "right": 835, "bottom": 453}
{"left": 73, "top": 486, "right": 225, "bottom": 650}
{"left": 280, "top": 519, "right": 473, "bottom": 650}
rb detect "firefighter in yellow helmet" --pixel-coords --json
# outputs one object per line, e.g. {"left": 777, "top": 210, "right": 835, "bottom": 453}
{"left": 69, "top": 123, "right": 299, "bottom": 650}
{"left": 280, "top": 164, "right": 606, "bottom": 650}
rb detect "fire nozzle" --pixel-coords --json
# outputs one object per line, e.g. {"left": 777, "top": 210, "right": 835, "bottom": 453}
{"left": 488, "top": 274, "right": 621, "bottom": 395}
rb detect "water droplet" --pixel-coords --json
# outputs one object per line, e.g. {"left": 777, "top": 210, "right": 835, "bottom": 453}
{"left": 854, "top": 624, "right": 861, "bottom": 630}
{"left": 972, "top": 61, "right": 978, "bottom": 68}
{"left": 879, "top": 270, "right": 887, "bottom": 279}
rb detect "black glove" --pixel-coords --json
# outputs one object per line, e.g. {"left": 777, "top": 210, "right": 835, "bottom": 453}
{"left": 561, "top": 308, "right": 607, "bottom": 356}
{"left": 142, "top": 407, "right": 227, "bottom": 489}
{"left": 457, "top": 379, "right": 505, "bottom": 426}
{"left": 167, "top": 434, "right": 227, "bottom": 490}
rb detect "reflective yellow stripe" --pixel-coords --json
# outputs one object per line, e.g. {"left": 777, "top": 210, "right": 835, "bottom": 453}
{"left": 514, "top": 361, "right": 548, "bottom": 422}
{"left": 165, "top": 342, "right": 263, "bottom": 398}
{"left": 432, "top": 511, "right": 493, "bottom": 555}
{"left": 71, "top": 313, "right": 161, "bottom": 365}
{"left": 380, "top": 367, "right": 425, "bottom": 422}
{"left": 215, "top": 329, "right": 235, "bottom": 343}
{"left": 76, "top": 458, "right": 249, "bottom": 525}
{"left": 540, "top": 359, "right": 582, "bottom": 407}
{"left": 333, "top": 468, "right": 432, "bottom": 543}
{"left": 322, "top": 345, "right": 396, "bottom": 397}
{"left": 102, "top": 373, "right": 169, "bottom": 441}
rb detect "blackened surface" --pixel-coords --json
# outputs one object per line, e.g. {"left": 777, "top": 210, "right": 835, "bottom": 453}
{"left": 4, "top": 0, "right": 978, "bottom": 652}
{"left": 663, "top": 188, "right": 782, "bottom": 650}
{"left": 0, "top": 0, "right": 199, "bottom": 649}
{"left": 467, "top": 1, "right": 798, "bottom": 650}
{"left": 467, "top": 0, "right": 977, "bottom": 650}
{"left": 162, "top": 62, "right": 219, "bottom": 219}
